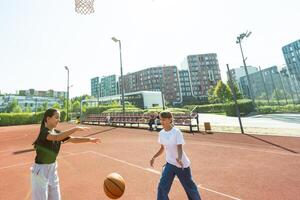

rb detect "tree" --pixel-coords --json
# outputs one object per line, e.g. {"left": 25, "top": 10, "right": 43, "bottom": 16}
{"left": 6, "top": 99, "right": 19, "bottom": 113}
{"left": 42, "top": 102, "right": 48, "bottom": 111}
{"left": 227, "top": 81, "right": 243, "bottom": 100}
{"left": 72, "top": 100, "right": 81, "bottom": 113}
{"left": 12, "top": 105, "right": 22, "bottom": 113}
{"left": 24, "top": 106, "right": 32, "bottom": 113}
{"left": 208, "top": 86, "right": 218, "bottom": 104}
{"left": 52, "top": 102, "right": 61, "bottom": 109}
{"left": 214, "top": 80, "right": 232, "bottom": 103}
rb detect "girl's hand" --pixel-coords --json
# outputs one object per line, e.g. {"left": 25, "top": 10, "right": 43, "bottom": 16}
{"left": 150, "top": 157, "right": 155, "bottom": 167}
{"left": 176, "top": 158, "right": 183, "bottom": 168}
{"left": 89, "top": 138, "right": 101, "bottom": 143}
{"left": 76, "top": 126, "right": 91, "bottom": 132}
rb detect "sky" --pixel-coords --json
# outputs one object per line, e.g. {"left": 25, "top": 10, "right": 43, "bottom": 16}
{"left": 0, "top": 0, "right": 299, "bottom": 97}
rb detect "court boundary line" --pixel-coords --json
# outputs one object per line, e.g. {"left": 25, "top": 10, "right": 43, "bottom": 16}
{"left": 189, "top": 141, "right": 300, "bottom": 156}
{"left": 88, "top": 151, "right": 242, "bottom": 200}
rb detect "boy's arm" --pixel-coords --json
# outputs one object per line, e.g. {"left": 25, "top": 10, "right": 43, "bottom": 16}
{"left": 150, "top": 145, "right": 164, "bottom": 167}
{"left": 176, "top": 144, "right": 184, "bottom": 168}
{"left": 152, "top": 144, "right": 164, "bottom": 159}
{"left": 177, "top": 144, "right": 183, "bottom": 160}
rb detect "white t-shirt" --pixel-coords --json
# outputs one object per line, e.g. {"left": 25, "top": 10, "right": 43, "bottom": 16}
{"left": 158, "top": 127, "right": 191, "bottom": 168}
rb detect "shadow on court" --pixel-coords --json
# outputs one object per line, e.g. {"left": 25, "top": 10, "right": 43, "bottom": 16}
{"left": 244, "top": 133, "right": 299, "bottom": 154}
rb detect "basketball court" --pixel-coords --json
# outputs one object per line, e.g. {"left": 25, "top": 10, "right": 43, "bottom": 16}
{"left": 1, "top": 123, "right": 300, "bottom": 199}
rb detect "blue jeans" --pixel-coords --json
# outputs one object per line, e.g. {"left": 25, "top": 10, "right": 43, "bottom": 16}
{"left": 157, "top": 163, "right": 201, "bottom": 200}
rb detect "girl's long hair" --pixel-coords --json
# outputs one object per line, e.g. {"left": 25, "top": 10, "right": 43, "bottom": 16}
{"left": 32, "top": 108, "right": 58, "bottom": 146}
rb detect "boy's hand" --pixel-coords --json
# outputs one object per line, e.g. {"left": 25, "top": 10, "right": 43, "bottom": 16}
{"left": 150, "top": 157, "right": 155, "bottom": 167}
{"left": 176, "top": 158, "right": 183, "bottom": 168}
{"left": 89, "top": 138, "right": 101, "bottom": 143}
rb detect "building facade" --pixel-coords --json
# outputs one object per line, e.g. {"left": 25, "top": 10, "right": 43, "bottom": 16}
{"left": 0, "top": 95, "right": 64, "bottom": 112}
{"left": 18, "top": 89, "right": 66, "bottom": 98}
{"left": 99, "top": 75, "right": 118, "bottom": 97}
{"left": 227, "top": 66, "right": 258, "bottom": 95}
{"left": 120, "top": 66, "right": 182, "bottom": 105}
{"left": 282, "top": 39, "right": 300, "bottom": 81}
{"left": 186, "top": 53, "right": 221, "bottom": 101}
{"left": 178, "top": 70, "right": 192, "bottom": 97}
{"left": 91, "top": 53, "right": 223, "bottom": 105}
{"left": 240, "top": 66, "right": 282, "bottom": 101}
{"left": 91, "top": 77, "right": 100, "bottom": 98}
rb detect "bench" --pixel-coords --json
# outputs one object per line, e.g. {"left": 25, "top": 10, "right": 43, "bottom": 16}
{"left": 81, "top": 112, "right": 199, "bottom": 133}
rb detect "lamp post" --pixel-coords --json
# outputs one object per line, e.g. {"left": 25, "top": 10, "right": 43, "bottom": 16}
{"left": 112, "top": 37, "right": 125, "bottom": 115}
{"left": 64, "top": 66, "right": 69, "bottom": 122}
{"left": 236, "top": 31, "right": 256, "bottom": 107}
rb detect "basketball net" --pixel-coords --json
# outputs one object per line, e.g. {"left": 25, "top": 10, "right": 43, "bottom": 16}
{"left": 75, "top": 0, "right": 94, "bottom": 15}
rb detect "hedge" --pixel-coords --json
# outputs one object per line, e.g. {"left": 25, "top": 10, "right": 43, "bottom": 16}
{"left": 0, "top": 110, "right": 67, "bottom": 126}
{"left": 224, "top": 100, "right": 255, "bottom": 116}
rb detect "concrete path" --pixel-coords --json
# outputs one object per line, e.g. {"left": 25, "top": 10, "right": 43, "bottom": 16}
{"left": 197, "top": 113, "right": 300, "bottom": 137}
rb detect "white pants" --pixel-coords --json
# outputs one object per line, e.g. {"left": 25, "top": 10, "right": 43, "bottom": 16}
{"left": 31, "top": 162, "right": 61, "bottom": 200}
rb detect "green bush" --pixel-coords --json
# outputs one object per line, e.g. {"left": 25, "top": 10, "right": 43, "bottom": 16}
{"left": 60, "top": 110, "right": 67, "bottom": 122}
{"left": 0, "top": 112, "right": 44, "bottom": 126}
{"left": 224, "top": 100, "right": 255, "bottom": 116}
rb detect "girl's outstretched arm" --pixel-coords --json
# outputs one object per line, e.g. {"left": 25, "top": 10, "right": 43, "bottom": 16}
{"left": 66, "top": 136, "right": 101, "bottom": 143}
{"left": 150, "top": 145, "right": 164, "bottom": 167}
{"left": 47, "top": 126, "right": 90, "bottom": 141}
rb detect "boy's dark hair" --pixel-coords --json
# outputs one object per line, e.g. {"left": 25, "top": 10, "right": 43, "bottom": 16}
{"left": 33, "top": 108, "right": 59, "bottom": 146}
{"left": 159, "top": 111, "right": 173, "bottom": 119}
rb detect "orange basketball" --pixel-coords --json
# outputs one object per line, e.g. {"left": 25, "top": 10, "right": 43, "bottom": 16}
{"left": 103, "top": 173, "right": 125, "bottom": 199}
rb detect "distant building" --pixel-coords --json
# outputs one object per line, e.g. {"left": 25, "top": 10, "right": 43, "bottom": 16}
{"left": 0, "top": 95, "right": 63, "bottom": 112}
{"left": 227, "top": 66, "right": 258, "bottom": 94}
{"left": 120, "top": 66, "right": 182, "bottom": 105}
{"left": 178, "top": 70, "right": 192, "bottom": 97}
{"left": 81, "top": 91, "right": 163, "bottom": 110}
{"left": 91, "top": 77, "right": 100, "bottom": 98}
{"left": 18, "top": 89, "right": 66, "bottom": 98}
{"left": 240, "top": 66, "right": 282, "bottom": 100}
{"left": 185, "top": 53, "right": 221, "bottom": 101}
{"left": 99, "top": 75, "right": 118, "bottom": 97}
{"left": 282, "top": 39, "right": 300, "bottom": 81}
{"left": 91, "top": 53, "right": 223, "bottom": 105}
{"left": 91, "top": 75, "right": 118, "bottom": 98}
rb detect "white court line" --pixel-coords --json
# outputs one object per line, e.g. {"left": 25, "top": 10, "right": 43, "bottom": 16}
{"left": 189, "top": 141, "right": 300, "bottom": 156}
{"left": 198, "top": 185, "right": 241, "bottom": 200}
{"left": 88, "top": 151, "right": 241, "bottom": 200}
{"left": 0, "top": 151, "right": 90, "bottom": 170}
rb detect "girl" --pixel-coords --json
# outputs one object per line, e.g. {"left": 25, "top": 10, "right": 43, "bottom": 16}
{"left": 31, "top": 108, "right": 101, "bottom": 200}
{"left": 150, "top": 111, "right": 201, "bottom": 200}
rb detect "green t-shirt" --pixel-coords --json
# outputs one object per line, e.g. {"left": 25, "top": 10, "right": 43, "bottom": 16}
{"left": 34, "top": 127, "right": 68, "bottom": 164}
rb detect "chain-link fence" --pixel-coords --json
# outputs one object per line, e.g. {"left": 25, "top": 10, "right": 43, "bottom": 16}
{"left": 239, "top": 66, "right": 300, "bottom": 105}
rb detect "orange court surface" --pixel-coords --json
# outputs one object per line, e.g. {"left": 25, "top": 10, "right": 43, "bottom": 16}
{"left": 0, "top": 123, "right": 300, "bottom": 200}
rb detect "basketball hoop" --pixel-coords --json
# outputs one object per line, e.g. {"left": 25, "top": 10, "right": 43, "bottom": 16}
{"left": 75, "top": 0, "right": 95, "bottom": 15}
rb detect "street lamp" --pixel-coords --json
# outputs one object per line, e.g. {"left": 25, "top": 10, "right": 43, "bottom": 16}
{"left": 236, "top": 31, "right": 256, "bottom": 107}
{"left": 112, "top": 37, "right": 125, "bottom": 115}
{"left": 64, "top": 66, "right": 69, "bottom": 122}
